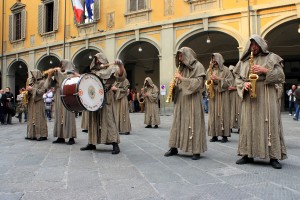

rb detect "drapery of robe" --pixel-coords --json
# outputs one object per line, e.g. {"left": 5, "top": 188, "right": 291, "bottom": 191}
{"left": 207, "top": 53, "right": 234, "bottom": 137}
{"left": 143, "top": 77, "right": 160, "bottom": 126}
{"left": 229, "top": 65, "right": 241, "bottom": 130}
{"left": 26, "top": 70, "right": 48, "bottom": 139}
{"left": 88, "top": 53, "right": 126, "bottom": 145}
{"left": 45, "top": 60, "right": 77, "bottom": 139}
{"left": 234, "top": 34, "right": 287, "bottom": 160}
{"left": 168, "top": 47, "right": 207, "bottom": 154}
{"left": 114, "top": 79, "right": 131, "bottom": 133}
{"left": 81, "top": 111, "right": 89, "bottom": 130}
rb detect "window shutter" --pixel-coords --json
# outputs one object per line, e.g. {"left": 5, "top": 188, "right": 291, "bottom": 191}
{"left": 38, "top": 4, "right": 44, "bottom": 34}
{"left": 21, "top": 10, "right": 26, "bottom": 39}
{"left": 94, "top": 0, "right": 100, "bottom": 21}
{"left": 53, "top": 0, "right": 59, "bottom": 31}
{"left": 9, "top": 14, "right": 13, "bottom": 41}
{"left": 138, "top": 0, "right": 146, "bottom": 10}
{"left": 130, "top": 0, "right": 136, "bottom": 12}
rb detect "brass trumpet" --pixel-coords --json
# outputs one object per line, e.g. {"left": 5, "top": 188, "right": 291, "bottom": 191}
{"left": 248, "top": 51, "right": 259, "bottom": 98}
{"left": 42, "top": 67, "right": 61, "bottom": 78}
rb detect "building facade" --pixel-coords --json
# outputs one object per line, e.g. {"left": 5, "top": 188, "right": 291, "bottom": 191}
{"left": 0, "top": 0, "right": 300, "bottom": 109}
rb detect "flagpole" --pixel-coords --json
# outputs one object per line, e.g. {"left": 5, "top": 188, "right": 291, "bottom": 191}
{"left": 63, "top": 0, "right": 67, "bottom": 59}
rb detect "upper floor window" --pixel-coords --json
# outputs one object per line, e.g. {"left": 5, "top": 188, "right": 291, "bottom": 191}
{"left": 129, "top": 0, "right": 146, "bottom": 12}
{"left": 9, "top": 2, "right": 26, "bottom": 42}
{"left": 38, "top": 0, "right": 59, "bottom": 35}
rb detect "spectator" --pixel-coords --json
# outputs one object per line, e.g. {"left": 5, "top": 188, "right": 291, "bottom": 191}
{"left": 43, "top": 88, "right": 53, "bottom": 121}
{"left": 0, "top": 89, "right": 4, "bottom": 124}
{"left": 1, "top": 87, "right": 14, "bottom": 125}
{"left": 287, "top": 85, "right": 296, "bottom": 116}
{"left": 293, "top": 84, "right": 300, "bottom": 121}
{"left": 15, "top": 88, "right": 26, "bottom": 123}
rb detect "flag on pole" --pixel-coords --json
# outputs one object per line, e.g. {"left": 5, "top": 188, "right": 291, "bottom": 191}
{"left": 72, "top": 0, "right": 84, "bottom": 23}
{"left": 86, "top": 0, "right": 94, "bottom": 20}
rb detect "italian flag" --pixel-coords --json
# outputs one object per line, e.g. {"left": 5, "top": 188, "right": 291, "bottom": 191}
{"left": 72, "top": 0, "right": 84, "bottom": 23}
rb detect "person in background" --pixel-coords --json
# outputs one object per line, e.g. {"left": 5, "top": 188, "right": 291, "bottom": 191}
{"left": 293, "top": 84, "right": 300, "bottom": 121}
{"left": 143, "top": 77, "right": 160, "bottom": 128}
{"left": 0, "top": 89, "right": 4, "bottom": 124}
{"left": 43, "top": 88, "right": 54, "bottom": 121}
{"left": 287, "top": 85, "right": 296, "bottom": 116}
{"left": 202, "top": 91, "right": 208, "bottom": 113}
{"left": 1, "top": 87, "right": 14, "bottom": 125}
{"left": 15, "top": 88, "right": 26, "bottom": 123}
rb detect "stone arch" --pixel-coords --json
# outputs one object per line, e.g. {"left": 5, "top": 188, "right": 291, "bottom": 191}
{"left": 72, "top": 46, "right": 103, "bottom": 74}
{"left": 260, "top": 14, "right": 297, "bottom": 38}
{"left": 116, "top": 37, "right": 161, "bottom": 59}
{"left": 36, "top": 53, "right": 61, "bottom": 71}
{"left": 175, "top": 26, "right": 241, "bottom": 67}
{"left": 6, "top": 58, "right": 29, "bottom": 96}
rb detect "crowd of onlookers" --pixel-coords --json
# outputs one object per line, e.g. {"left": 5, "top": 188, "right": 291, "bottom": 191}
{"left": 287, "top": 84, "right": 300, "bottom": 121}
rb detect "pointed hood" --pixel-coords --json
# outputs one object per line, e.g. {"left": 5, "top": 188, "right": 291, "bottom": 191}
{"left": 240, "top": 34, "right": 269, "bottom": 61}
{"left": 176, "top": 47, "right": 197, "bottom": 70}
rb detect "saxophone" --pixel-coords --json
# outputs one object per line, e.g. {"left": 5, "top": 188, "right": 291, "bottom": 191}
{"left": 205, "top": 62, "right": 215, "bottom": 99}
{"left": 248, "top": 51, "right": 259, "bottom": 98}
{"left": 165, "top": 68, "right": 179, "bottom": 103}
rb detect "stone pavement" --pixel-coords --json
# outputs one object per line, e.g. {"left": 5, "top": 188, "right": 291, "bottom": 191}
{"left": 0, "top": 112, "right": 300, "bottom": 200}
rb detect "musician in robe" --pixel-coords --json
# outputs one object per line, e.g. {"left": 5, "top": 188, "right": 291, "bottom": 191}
{"left": 234, "top": 35, "right": 287, "bottom": 169}
{"left": 164, "top": 47, "right": 207, "bottom": 160}
{"left": 112, "top": 78, "right": 131, "bottom": 135}
{"left": 80, "top": 53, "right": 125, "bottom": 154}
{"left": 228, "top": 65, "right": 241, "bottom": 133}
{"left": 25, "top": 70, "right": 48, "bottom": 141}
{"left": 206, "top": 53, "right": 234, "bottom": 143}
{"left": 45, "top": 60, "right": 77, "bottom": 145}
{"left": 143, "top": 77, "right": 160, "bottom": 128}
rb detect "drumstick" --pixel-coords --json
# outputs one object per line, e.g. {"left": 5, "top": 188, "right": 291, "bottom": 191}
{"left": 100, "top": 63, "right": 116, "bottom": 68}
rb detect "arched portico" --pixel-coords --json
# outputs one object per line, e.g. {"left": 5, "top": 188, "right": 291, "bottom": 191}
{"left": 117, "top": 40, "right": 160, "bottom": 93}
{"left": 176, "top": 29, "right": 240, "bottom": 68}
{"left": 6, "top": 59, "right": 28, "bottom": 96}
{"left": 36, "top": 54, "right": 61, "bottom": 72}
{"left": 72, "top": 47, "right": 102, "bottom": 74}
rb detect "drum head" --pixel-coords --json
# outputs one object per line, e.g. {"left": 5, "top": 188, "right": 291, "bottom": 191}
{"left": 77, "top": 73, "right": 105, "bottom": 111}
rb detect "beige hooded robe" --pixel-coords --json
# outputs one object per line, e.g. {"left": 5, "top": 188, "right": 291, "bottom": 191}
{"left": 45, "top": 59, "right": 77, "bottom": 139}
{"left": 114, "top": 78, "right": 131, "bottom": 133}
{"left": 143, "top": 77, "right": 160, "bottom": 126}
{"left": 26, "top": 70, "right": 48, "bottom": 139}
{"left": 88, "top": 53, "right": 126, "bottom": 145}
{"left": 207, "top": 53, "right": 234, "bottom": 138}
{"left": 229, "top": 65, "right": 241, "bottom": 130}
{"left": 168, "top": 47, "right": 207, "bottom": 154}
{"left": 234, "top": 34, "right": 287, "bottom": 160}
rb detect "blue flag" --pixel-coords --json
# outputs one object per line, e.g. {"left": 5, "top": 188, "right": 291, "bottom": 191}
{"left": 86, "top": 0, "right": 94, "bottom": 20}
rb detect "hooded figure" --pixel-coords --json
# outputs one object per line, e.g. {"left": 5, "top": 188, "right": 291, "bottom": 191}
{"left": 206, "top": 53, "right": 234, "bottom": 143}
{"left": 228, "top": 65, "right": 241, "bottom": 132}
{"left": 25, "top": 70, "right": 48, "bottom": 140}
{"left": 80, "top": 53, "right": 126, "bottom": 154}
{"left": 164, "top": 47, "right": 207, "bottom": 160}
{"left": 143, "top": 77, "right": 160, "bottom": 128}
{"left": 234, "top": 35, "right": 287, "bottom": 169}
{"left": 113, "top": 78, "right": 132, "bottom": 134}
{"left": 45, "top": 59, "right": 77, "bottom": 145}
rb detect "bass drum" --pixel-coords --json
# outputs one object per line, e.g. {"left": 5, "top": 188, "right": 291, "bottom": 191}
{"left": 61, "top": 73, "right": 105, "bottom": 112}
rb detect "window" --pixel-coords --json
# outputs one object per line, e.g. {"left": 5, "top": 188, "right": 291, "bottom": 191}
{"left": 9, "top": 2, "right": 26, "bottom": 42}
{"left": 15, "top": 13, "right": 22, "bottom": 40}
{"left": 45, "top": 2, "right": 54, "bottom": 32}
{"left": 125, "top": 0, "right": 151, "bottom": 24}
{"left": 129, "top": 0, "right": 146, "bottom": 12}
{"left": 38, "top": 0, "right": 59, "bottom": 35}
